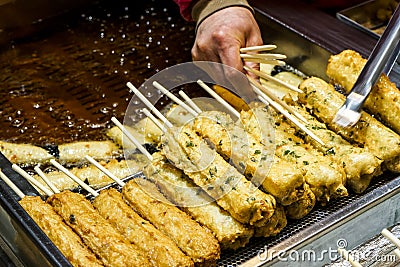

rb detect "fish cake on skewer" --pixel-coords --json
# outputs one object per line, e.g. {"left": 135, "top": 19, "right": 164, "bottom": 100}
{"left": 47, "top": 190, "right": 151, "bottom": 267}
{"left": 162, "top": 124, "right": 276, "bottom": 226}
{"left": 286, "top": 103, "right": 382, "bottom": 193}
{"left": 299, "top": 77, "right": 400, "bottom": 173}
{"left": 240, "top": 105, "right": 347, "bottom": 203}
{"left": 327, "top": 50, "right": 400, "bottom": 135}
{"left": 145, "top": 152, "right": 254, "bottom": 249}
{"left": 192, "top": 110, "right": 305, "bottom": 207}
{"left": 122, "top": 178, "right": 220, "bottom": 266}
{"left": 93, "top": 188, "right": 194, "bottom": 267}
{"left": 19, "top": 196, "right": 103, "bottom": 267}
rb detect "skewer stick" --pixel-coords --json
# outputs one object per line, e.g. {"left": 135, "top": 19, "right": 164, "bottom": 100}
{"left": 197, "top": 80, "right": 240, "bottom": 119}
{"left": 50, "top": 159, "right": 99, "bottom": 197}
{"left": 141, "top": 108, "right": 166, "bottom": 132}
{"left": 111, "top": 117, "right": 153, "bottom": 161}
{"left": 0, "top": 169, "right": 25, "bottom": 199}
{"left": 337, "top": 248, "right": 362, "bottom": 267}
{"left": 34, "top": 165, "right": 60, "bottom": 194}
{"left": 152, "top": 81, "right": 198, "bottom": 116}
{"left": 126, "top": 82, "right": 173, "bottom": 128}
{"left": 382, "top": 228, "right": 400, "bottom": 249}
{"left": 84, "top": 155, "right": 126, "bottom": 187}
{"left": 240, "top": 53, "right": 286, "bottom": 60}
{"left": 248, "top": 75, "right": 308, "bottom": 123}
{"left": 178, "top": 90, "right": 202, "bottom": 114}
{"left": 143, "top": 110, "right": 166, "bottom": 133}
{"left": 394, "top": 248, "right": 400, "bottom": 258}
{"left": 257, "top": 93, "right": 326, "bottom": 147}
{"left": 242, "top": 58, "right": 285, "bottom": 65}
{"left": 12, "top": 164, "right": 54, "bottom": 196}
{"left": 244, "top": 66, "right": 303, "bottom": 94}
{"left": 240, "top": 44, "right": 277, "bottom": 53}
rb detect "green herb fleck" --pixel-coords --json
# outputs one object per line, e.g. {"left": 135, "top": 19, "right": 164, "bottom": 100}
{"left": 186, "top": 141, "right": 194, "bottom": 147}
{"left": 326, "top": 148, "right": 335, "bottom": 155}
{"left": 246, "top": 196, "right": 256, "bottom": 202}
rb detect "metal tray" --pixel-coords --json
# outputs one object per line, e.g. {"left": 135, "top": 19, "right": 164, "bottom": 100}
{"left": 325, "top": 223, "right": 400, "bottom": 266}
{"left": 0, "top": 1, "right": 399, "bottom": 267}
{"left": 337, "top": 0, "right": 400, "bottom": 39}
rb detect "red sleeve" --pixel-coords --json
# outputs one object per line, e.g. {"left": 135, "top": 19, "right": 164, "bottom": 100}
{"left": 173, "top": 0, "right": 196, "bottom": 21}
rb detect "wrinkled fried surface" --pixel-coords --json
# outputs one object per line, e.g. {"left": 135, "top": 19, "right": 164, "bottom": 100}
{"left": 47, "top": 191, "right": 151, "bottom": 267}
{"left": 122, "top": 179, "right": 220, "bottom": 266}
{"left": 299, "top": 77, "right": 400, "bottom": 173}
{"left": 327, "top": 50, "right": 400, "bottom": 135}
{"left": 20, "top": 196, "right": 103, "bottom": 267}
{"left": 93, "top": 188, "right": 194, "bottom": 267}
{"left": 145, "top": 152, "right": 254, "bottom": 250}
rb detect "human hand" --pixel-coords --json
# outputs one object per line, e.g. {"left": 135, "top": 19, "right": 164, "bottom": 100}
{"left": 192, "top": 6, "right": 263, "bottom": 79}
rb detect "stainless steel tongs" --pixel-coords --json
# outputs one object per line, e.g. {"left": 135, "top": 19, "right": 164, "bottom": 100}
{"left": 333, "top": 4, "right": 400, "bottom": 127}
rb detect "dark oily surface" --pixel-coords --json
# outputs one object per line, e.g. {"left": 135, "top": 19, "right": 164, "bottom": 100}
{"left": 0, "top": 0, "right": 194, "bottom": 146}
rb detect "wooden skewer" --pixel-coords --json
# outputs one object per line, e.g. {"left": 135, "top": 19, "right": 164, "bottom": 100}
{"left": 141, "top": 108, "right": 166, "bottom": 132}
{"left": 126, "top": 82, "right": 173, "bottom": 128}
{"left": 111, "top": 116, "right": 153, "bottom": 161}
{"left": 240, "top": 44, "right": 277, "bottom": 53}
{"left": 197, "top": 80, "right": 241, "bottom": 119}
{"left": 178, "top": 90, "right": 202, "bottom": 114}
{"left": 50, "top": 159, "right": 99, "bottom": 197}
{"left": 257, "top": 93, "right": 326, "bottom": 147}
{"left": 394, "top": 249, "right": 400, "bottom": 258}
{"left": 34, "top": 165, "right": 60, "bottom": 194}
{"left": 247, "top": 75, "right": 308, "bottom": 123}
{"left": 12, "top": 164, "right": 54, "bottom": 196}
{"left": 0, "top": 169, "right": 25, "bottom": 199}
{"left": 244, "top": 66, "right": 303, "bottom": 94}
{"left": 242, "top": 58, "right": 286, "bottom": 65}
{"left": 240, "top": 53, "right": 286, "bottom": 60}
{"left": 337, "top": 248, "right": 362, "bottom": 267}
{"left": 143, "top": 110, "right": 166, "bottom": 133}
{"left": 382, "top": 228, "right": 400, "bottom": 249}
{"left": 152, "top": 81, "right": 198, "bottom": 117}
{"left": 153, "top": 82, "right": 199, "bottom": 117}
{"left": 84, "top": 155, "right": 126, "bottom": 187}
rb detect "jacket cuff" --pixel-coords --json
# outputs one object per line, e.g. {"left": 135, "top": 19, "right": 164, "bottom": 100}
{"left": 192, "top": 0, "right": 253, "bottom": 31}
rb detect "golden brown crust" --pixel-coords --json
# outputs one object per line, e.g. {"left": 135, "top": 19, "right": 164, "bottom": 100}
{"left": 19, "top": 196, "right": 103, "bottom": 267}
{"left": 289, "top": 104, "right": 382, "bottom": 193}
{"left": 254, "top": 205, "right": 287, "bottom": 237}
{"left": 193, "top": 111, "right": 305, "bottom": 206}
{"left": 47, "top": 191, "right": 151, "bottom": 267}
{"left": 145, "top": 153, "right": 254, "bottom": 250}
{"left": 162, "top": 124, "right": 276, "bottom": 226}
{"left": 327, "top": 50, "right": 400, "bottom": 135}
{"left": 242, "top": 105, "right": 347, "bottom": 203}
{"left": 93, "top": 188, "right": 194, "bottom": 267}
{"left": 299, "top": 77, "right": 400, "bottom": 173}
{"left": 285, "top": 183, "right": 316, "bottom": 219}
{"left": 122, "top": 179, "right": 220, "bottom": 265}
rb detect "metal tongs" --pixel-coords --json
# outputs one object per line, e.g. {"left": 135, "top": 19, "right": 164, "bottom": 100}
{"left": 333, "top": 4, "right": 400, "bottom": 127}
